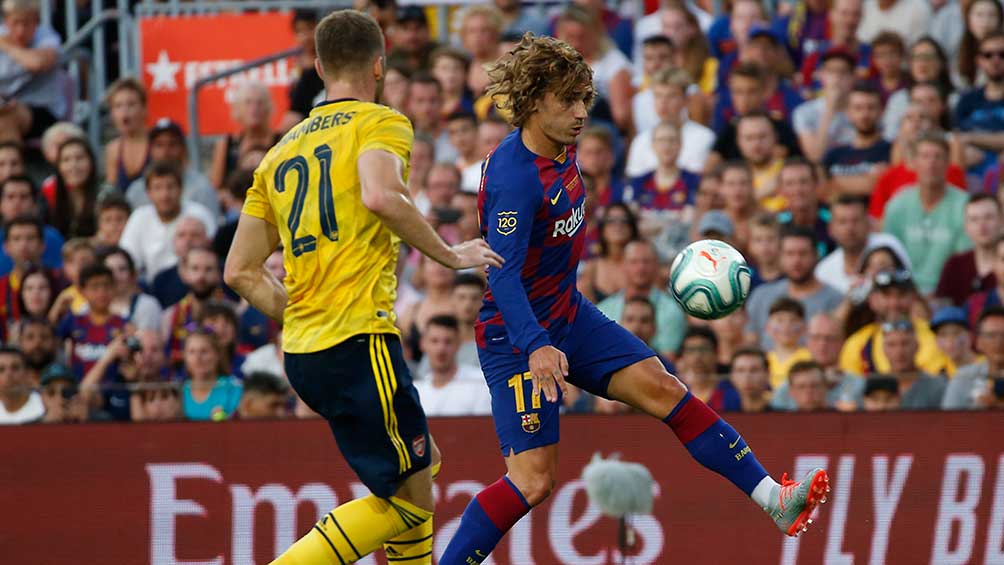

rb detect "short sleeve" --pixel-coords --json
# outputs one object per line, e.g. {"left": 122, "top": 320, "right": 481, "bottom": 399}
{"left": 241, "top": 165, "right": 276, "bottom": 225}
{"left": 359, "top": 110, "right": 414, "bottom": 169}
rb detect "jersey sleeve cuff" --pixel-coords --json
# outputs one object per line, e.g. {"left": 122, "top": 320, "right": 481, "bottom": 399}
{"left": 523, "top": 333, "right": 552, "bottom": 356}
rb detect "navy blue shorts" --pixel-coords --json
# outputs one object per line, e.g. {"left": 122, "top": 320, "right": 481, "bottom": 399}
{"left": 285, "top": 334, "right": 431, "bottom": 498}
{"left": 478, "top": 300, "right": 655, "bottom": 455}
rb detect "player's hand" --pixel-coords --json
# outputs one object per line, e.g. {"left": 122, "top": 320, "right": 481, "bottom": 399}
{"left": 528, "top": 346, "right": 569, "bottom": 403}
{"left": 447, "top": 239, "right": 504, "bottom": 270}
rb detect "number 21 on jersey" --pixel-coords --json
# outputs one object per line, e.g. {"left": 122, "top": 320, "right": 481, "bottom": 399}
{"left": 274, "top": 143, "right": 339, "bottom": 257}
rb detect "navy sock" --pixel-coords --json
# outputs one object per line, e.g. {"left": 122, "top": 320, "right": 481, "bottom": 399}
{"left": 439, "top": 476, "right": 531, "bottom": 564}
{"left": 664, "top": 391, "right": 769, "bottom": 495}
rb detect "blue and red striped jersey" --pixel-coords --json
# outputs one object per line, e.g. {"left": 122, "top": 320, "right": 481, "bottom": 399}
{"left": 628, "top": 170, "right": 701, "bottom": 212}
{"left": 476, "top": 129, "right": 587, "bottom": 354}
{"left": 56, "top": 313, "right": 127, "bottom": 380}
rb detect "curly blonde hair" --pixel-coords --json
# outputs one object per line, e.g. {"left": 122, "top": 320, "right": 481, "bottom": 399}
{"left": 485, "top": 33, "right": 596, "bottom": 128}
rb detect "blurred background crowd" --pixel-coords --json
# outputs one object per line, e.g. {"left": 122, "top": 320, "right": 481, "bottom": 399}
{"left": 1, "top": 0, "right": 1004, "bottom": 425}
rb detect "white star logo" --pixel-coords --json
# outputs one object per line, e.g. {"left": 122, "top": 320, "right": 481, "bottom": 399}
{"left": 146, "top": 50, "right": 181, "bottom": 92}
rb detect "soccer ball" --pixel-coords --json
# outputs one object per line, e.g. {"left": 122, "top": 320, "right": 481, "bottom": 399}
{"left": 669, "top": 239, "right": 752, "bottom": 320}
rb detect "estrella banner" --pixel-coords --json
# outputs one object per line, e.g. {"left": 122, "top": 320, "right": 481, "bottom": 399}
{"left": 139, "top": 12, "right": 297, "bottom": 135}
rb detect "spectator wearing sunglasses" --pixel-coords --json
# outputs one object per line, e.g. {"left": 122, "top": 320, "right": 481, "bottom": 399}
{"left": 39, "top": 362, "right": 89, "bottom": 423}
{"left": 839, "top": 269, "right": 949, "bottom": 377}
{"left": 955, "top": 31, "right": 1004, "bottom": 178}
{"left": 875, "top": 318, "right": 946, "bottom": 409}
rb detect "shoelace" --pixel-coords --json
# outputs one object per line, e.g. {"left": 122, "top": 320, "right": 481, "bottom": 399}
{"left": 778, "top": 472, "right": 798, "bottom": 511}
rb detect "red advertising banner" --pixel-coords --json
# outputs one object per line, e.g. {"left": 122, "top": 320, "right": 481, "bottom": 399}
{"left": 2, "top": 413, "right": 1004, "bottom": 564}
{"left": 139, "top": 13, "right": 297, "bottom": 135}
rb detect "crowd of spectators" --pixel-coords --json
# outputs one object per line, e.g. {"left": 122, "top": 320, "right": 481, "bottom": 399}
{"left": 2, "top": 0, "right": 1004, "bottom": 424}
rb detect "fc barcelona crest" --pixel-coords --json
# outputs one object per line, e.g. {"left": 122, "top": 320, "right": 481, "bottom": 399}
{"left": 521, "top": 412, "right": 541, "bottom": 434}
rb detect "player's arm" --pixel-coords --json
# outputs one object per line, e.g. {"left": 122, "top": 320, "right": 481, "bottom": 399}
{"left": 357, "top": 149, "right": 501, "bottom": 270}
{"left": 223, "top": 214, "right": 287, "bottom": 322}
{"left": 483, "top": 175, "right": 568, "bottom": 401}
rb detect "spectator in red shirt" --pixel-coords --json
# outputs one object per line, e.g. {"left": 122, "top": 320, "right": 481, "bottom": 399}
{"left": 935, "top": 194, "right": 1002, "bottom": 305}
{"left": 964, "top": 234, "right": 1004, "bottom": 328}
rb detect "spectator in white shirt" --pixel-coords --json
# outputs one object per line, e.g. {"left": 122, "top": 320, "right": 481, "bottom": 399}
{"left": 119, "top": 161, "right": 217, "bottom": 284}
{"left": 414, "top": 315, "right": 491, "bottom": 416}
{"left": 0, "top": 345, "right": 43, "bottom": 424}
{"left": 626, "top": 68, "right": 715, "bottom": 177}
{"left": 816, "top": 194, "right": 904, "bottom": 293}
{"left": 857, "top": 0, "right": 932, "bottom": 46}
{"left": 460, "top": 116, "right": 510, "bottom": 194}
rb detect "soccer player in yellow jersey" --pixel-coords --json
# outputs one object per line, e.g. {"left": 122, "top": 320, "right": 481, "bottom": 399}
{"left": 224, "top": 10, "right": 502, "bottom": 565}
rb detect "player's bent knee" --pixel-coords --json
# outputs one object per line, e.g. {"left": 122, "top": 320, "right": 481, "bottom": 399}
{"left": 509, "top": 469, "right": 556, "bottom": 506}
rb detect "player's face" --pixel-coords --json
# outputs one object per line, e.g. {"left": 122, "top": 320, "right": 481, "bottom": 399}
{"left": 1, "top": 181, "right": 34, "bottom": 222}
{"left": 847, "top": 92, "right": 881, "bottom": 135}
{"left": 730, "top": 355, "right": 768, "bottom": 396}
{"left": 882, "top": 329, "right": 918, "bottom": 373}
{"left": 533, "top": 91, "right": 588, "bottom": 149}
{"left": 620, "top": 303, "right": 656, "bottom": 343}
{"left": 421, "top": 326, "right": 460, "bottom": 372}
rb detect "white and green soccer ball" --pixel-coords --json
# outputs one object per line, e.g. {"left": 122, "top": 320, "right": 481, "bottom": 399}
{"left": 669, "top": 239, "right": 752, "bottom": 320}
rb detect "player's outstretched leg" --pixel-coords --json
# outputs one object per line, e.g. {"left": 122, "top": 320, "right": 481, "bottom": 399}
{"left": 439, "top": 444, "right": 556, "bottom": 564}
{"left": 271, "top": 467, "right": 434, "bottom": 564}
{"left": 608, "top": 357, "right": 830, "bottom": 537}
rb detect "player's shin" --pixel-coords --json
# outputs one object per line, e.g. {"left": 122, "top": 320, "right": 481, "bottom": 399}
{"left": 663, "top": 392, "right": 779, "bottom": 509}
{"left": 438, "top": 476, "right": 531, "bottom": 565}
{"left": 270, "top": 495, "right": 432, "bottom": 565}
{"left": 381, "top": 461, "right": 442, "bottom": 564}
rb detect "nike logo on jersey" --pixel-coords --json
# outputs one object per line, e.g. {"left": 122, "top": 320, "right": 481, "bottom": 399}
{"left": 729, "top": 436, "right": 742, "bottom": 449}
{"left": 552, "top": 202, "right": 586, "bottom": 238}
{"left": 550, "top": 192, "right": 562, "bottom": 205}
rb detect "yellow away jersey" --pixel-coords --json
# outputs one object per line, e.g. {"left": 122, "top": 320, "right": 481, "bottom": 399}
{"left": 242, "top": 99, "right": 412, "bottom": 353}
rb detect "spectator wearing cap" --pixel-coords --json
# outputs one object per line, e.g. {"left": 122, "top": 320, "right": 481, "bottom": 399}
{"left": 459, "top": 116, "right": 509, "bottom": 194}
{"left": 944, "top": 306, "right": 1004, "bottom": 409}
{"left": 0, "top": 175, "right": 63, "bottom": 274}
{"left": 736, "top": 111, "right": 788, "bottom": 211}
{"left": 878, "top": 318, "right": 947, "bottom": 408}
{"left": 0, "top": 345, "right": 42, "bottom": 424}
{"left": 388, "top": 5, "right": 438, "bottom": 73}
{"left": 777, "top": 157, "right": 834, "bottom": 256}
{"left": 861, "top": 376, "right": 900, "bottom": 411}
{"left": 931, "top": 306, "right": 978, "bottom": 376}
{"left": 794, "top": 0, "right": 871, "bottom": 93}
{"left": 39, "top": 362, "right": 88, "bottom": 423}
{"left": 120, "top": 161, "right": 217, "bottom": 285}
{"left": 746, "top": 212, "right": 781, "bottom": 288}
{"left": 857, "top": 0, "right": 931, "bottom": 45}
{"left": 493, "top": 0, "right": 548, "bottom": 37}
{"left": 707, "top": 64, "right": 803, "bottom": 166}
{"left": 787, "top": 360, "right": 830, "bottom": 411}
{"left": 598, "top": 240, "right": 687, "bottom": 357}
{"left": 816, "top": 194, "right": 904, "bottom": 293}
{"left": 0, "top": 217, "right": 45, "bottom": 322}
{"left": 964, "top": 234, "right": 1004, "bottom": 327}
{"left": 883, "top": 131, "right": 971, "bottom": 294}
{"left": 236, "top": 371, "right": 288, "bottom": 420}
{"left": 744, "top": 225, "right": 843, "bottom": 350}
{"left": 772, "top": 312, "right": 864, "bottom": 410}
{"left": 281, "top": 9, "right": 323, "bottom": 131}
{"left": 55, "top": 263, "right": 127, "bottom": 383}
{"left": 678, "top": 326, "right": 741, "bottom": 413}
{"left": 209, "top": 81, "right": 281, "bottom": 190}
{"left": 822, "top": 83, "right": 892, "bottom": 198}
{"left": 103, "top": 78, "right": 150, "bottom": 193}
{"left": 0, "top": 0, "right": 66, "bottom": 144}
{"left": 413, "top": 315, "right": 491, "bottom": 416}
{"left": 161, "top": 246, "right": 225, "bottom": 371}
{"left": 125, "top": 119, "right": 220, "bottom": 218}
{"left": 729, "top": 347, "right": 771, "bottom": 412}
{"left": 0, "top": 141, "right": 25, "bottom": 184}
{"left": 954, "top": 31, "right": 1004, "bottom": 173}
{"left": 792, "top": 48, "right": 857, "bottom": 162}
{"left": 718, "top": 161, "right": 759, "bottom": 250}
{"left": 839, "top": 269, "right": 949, "bottom": 376}
{"left": 764, "top": 297, "right": 813, "bottom": 388}
{"left": 935, "top": 195, "right": 1001, "bottom": 306}
{"left": 100, "top": 246, "right": 162, "bottom": 332}
{"left": 151, "top": 216, "right": 210, "bottom": 308}
{"left": 626, "top": 68, "right": 716, "bottom": 178}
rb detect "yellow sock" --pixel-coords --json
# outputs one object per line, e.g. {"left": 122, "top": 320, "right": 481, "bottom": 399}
{"left": 270, "top": 495, "right": 432, "bottom": 565}
{"left": 381, "top": 461, "right": 441, "bottom": 564}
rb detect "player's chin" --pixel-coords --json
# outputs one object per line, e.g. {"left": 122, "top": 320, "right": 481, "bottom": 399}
{"left": 567, "top": 127, "right": 583, "bottom": 142}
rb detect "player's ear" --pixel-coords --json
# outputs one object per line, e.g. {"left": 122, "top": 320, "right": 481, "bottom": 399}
{"left": 314, "top": 57, "right": 326, "bottom": 82}
{"left": 372, "top": 54, "right": 385, "bottom": 83}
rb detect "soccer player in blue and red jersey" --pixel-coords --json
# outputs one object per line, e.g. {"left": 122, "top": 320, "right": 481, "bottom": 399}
{"left": 440, "top": 34, "right": 831, "bottom": 564}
